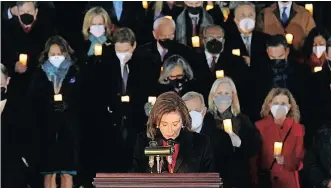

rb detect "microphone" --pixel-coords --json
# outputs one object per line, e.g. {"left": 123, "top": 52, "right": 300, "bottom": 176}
{"left": 166, "top": 139, "right": 175, "bottom": 173}
{"left": 148, "top": 141, "right": 158, "bottom": 171}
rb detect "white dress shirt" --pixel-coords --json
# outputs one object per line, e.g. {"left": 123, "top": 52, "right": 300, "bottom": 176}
{"left": 205, "top": 50, "right": 220, "bottom": 68}
{"left": 188, "top": 13, "right": 200, "bottom": 25}
{"left": 278, "top": 1, "right": 292, "bottom": 19}
{"left": 240, "top": 33, "right": 252, "bottom": 55}
{"left": 157, "top": 42, "right": 168, "bottom": 58}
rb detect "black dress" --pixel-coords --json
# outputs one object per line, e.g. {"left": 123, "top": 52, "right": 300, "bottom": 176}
{"left": 27, "top": 65, "right": 81, "bottom": 174}
{"left": 132, "top": 128, "right": 215, "bottom": 173}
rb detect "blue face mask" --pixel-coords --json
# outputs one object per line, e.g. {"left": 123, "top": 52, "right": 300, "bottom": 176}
{"left": 214, "top": 94, "right": 232, "bottom": 113}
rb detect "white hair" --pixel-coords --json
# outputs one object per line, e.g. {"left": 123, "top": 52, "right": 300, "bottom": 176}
{"left": 234, "top": 1, "right": 255, "bottom": 16}
{"left": 153, "top": 16, "right": 176, "bottom": 31}
{"left": 182, "top": 91, "right": 206, "bottom": 107}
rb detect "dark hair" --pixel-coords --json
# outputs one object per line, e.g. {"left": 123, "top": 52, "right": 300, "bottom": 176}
{"left": 16, "top": 1, "right": 38, "bottom": 9}
{"left": 112, "top": 27, "right": 136, "bottom": 46}
{"left": 303, "top": 27, "right": 330, "bottom": 59}
{"left": 266, "top": 34, "right": 289, "bottom": 49}
{"left": 38, "top": 35, "right": 76, "bottom": 64}
{"left": 147, "top": 91, "right": 191, "bottom": 139}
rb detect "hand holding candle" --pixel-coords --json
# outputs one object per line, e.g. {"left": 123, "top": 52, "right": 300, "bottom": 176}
{"left": 19, "top": 54, "right": 28, "bottom": 65}
{"left": 192, "top": 36, "right": 200, "bottom": 47}
{"left": 285, "top": 33, "right": 293, "bottom": 44}
{"left": 216, "top": 70, "right": 224, "bottom": 78}
{"left": 274, "top": 142, "right": 283, "bottom": 156}
{"left": 121, "top": 95, "right": 130, "bottom": 102}
{"left": 314, "top": 66, "right": 322, "bottom": 73}
{"left": 54, "top": 94, "right": 63, "bottom": 101}
{"left": 232, "top": 49, "right": 241, "bottom": 56}
{"left": 148, "top": 96, "right": 156, "bottom": 105}
{"left": 94, "top": 44, "right": 102, "bottom": 56}
{"left": 206, "top": 5, "right": 214, "bottom": 11}
{"left": 223, "top": 119, "right": 233, "bottom": 134}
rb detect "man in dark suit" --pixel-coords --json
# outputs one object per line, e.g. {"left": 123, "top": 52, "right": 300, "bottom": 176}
{"left": 136, "top": 17, "right": 200, "bottom": 94}
{"left": 224, "top": 1, "right": 270, "bottom": 121}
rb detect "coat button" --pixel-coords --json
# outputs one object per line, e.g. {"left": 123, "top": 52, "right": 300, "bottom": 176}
{"left": 113, "top": 124, "right": 117, "bottom": 127}
{"left": 107, "top": 106, "right": 113, "bottom": 113}
{"left": 123, "top": 116, "right": 127, "bottom": 120}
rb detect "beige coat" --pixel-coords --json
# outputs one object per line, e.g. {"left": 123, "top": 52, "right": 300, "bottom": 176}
{"left": 257, "top": 3, "right": 315, "bottom": 50}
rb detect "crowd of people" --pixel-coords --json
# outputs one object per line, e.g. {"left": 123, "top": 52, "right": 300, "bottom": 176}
{"left": 1, "top": 1, "right": 331, "bottom": 188}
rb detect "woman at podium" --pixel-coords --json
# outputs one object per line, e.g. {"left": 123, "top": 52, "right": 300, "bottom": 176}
{"left": 132, "top": 91, "right": 215, "bottom": 173}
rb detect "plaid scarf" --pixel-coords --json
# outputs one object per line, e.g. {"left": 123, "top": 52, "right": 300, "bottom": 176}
{"left": 270, "top": 59, "right": 289, "bottom": 88}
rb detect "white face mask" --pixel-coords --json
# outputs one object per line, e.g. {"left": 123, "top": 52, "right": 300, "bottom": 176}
{"left": 116, "top": 52, "right": 132, "bottom": 63}
{"left": 49, "top": 55, "right": 65, "bottom": 68}
{"left": 239, "top": 18, "right": 255, "bottom": 33}
{"left": 313, "top": 45, "right": 326, "bottom": 58}
{"left": 189, "top": 110, "right": 203, "bottom": 133}
{"left": 271, "top": 105, "right": 289, "bottom": 119}
{"left": 90, "top": 25, "right": 105, "bottom": 38}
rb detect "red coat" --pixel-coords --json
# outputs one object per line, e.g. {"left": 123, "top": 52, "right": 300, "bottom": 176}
{"left": 251, "top": 116, "right": 305, "bottom": 188}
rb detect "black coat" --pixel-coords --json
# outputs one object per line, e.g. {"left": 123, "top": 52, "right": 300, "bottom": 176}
{"left": 206, "top": 111, "right": 260, "bottom": 188}
{"left": 26, "top": 65, "right": 81, "bottom": 172}
{"left": 132, "top": 129, "right": 215, "bottom": 173}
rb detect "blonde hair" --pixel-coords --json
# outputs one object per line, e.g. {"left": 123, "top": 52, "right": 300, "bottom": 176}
{"left": 82, "top": 7, "right": 112, "bottom": 40}
{"left": 208, "top": 77, "right": 241, "bottom": 116}
{"left": 260, "top": 88, "right": 301, "bottom": 122}
{"left": 147, "top": 92, "right": 191, "bottom": 140}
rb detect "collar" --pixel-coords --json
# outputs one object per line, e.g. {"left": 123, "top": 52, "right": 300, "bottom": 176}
{"left": 157, "top": 41, "right": 167, "bottom": 53}
{"left": 188, "top": 12, "right": 200, "bottom": 19}
{"left": 204, "top": 50, "right": 220, "bottom": 59}
{"left": 240, "top": 33, "right": 252, "bottom": 38}
{"left": 278, "top": 1, "right": 292, "bottom": 10}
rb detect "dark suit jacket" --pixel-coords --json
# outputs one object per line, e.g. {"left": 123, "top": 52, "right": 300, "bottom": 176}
{"left": 132, "top": 129, "right": 215, "bottom": 173}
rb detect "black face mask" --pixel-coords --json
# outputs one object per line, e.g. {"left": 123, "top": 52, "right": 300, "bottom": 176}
{"left": 168, "top": 77, "right": 186, "bottom": 89}
{"left": 1, "top": 87, "right": 7, "bottom": 101}
{"left": 159, "top": 39, "right": 173, "bottom": 49}
{"left": 20, "top": 14, "right": 34, "bottom": 25}
{"left": 206, "top": 39, "right": 224, "bottom": 54}
{"left": 270, "top": 59, "right": 288, "bottom": 68}
{"left": 186, "top": 6, "right": 201, "bottom": 15}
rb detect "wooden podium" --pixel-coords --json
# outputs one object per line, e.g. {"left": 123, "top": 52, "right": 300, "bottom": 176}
{"left": 93, "top": 173, "right": 222, "bottom": 188}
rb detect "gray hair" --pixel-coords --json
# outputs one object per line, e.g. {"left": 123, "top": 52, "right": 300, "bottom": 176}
{"left": 182, "top": 91, "right": 205, "bottom": 107}
{"left": 202, "top": 24, "right": 225, "bottom": 38}
{"left": 0, "top": 63, "right": 8, "bottom": 78}
{"left": 17, "top": 1, "right": 38, "bottom": 9}
{"left": 159, "top": 55, "right": 194, "bottom": 84}
{"left": 234, "top": 1, "right": 255, "bottom": 16}
{"left": 153, "top": 16, "right": 176, "bottom": 31}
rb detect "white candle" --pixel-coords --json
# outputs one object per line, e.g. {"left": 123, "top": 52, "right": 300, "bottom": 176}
{"left": 232, "top": 49, "right": 241, "bottom": 56}
{"left": 19, "top": 54, "right": 28, "bottom": 65}
{"left": 94, "top": 44, "right": 102, "bottom": 56}
{"left": 148, "top": 96, "right": 156, "bottom": 105}
{"left": 216, "top": 70, "right": 224, "bottom": 78}
{"left": 274, "top": 142, "right": 283, "bottom": 156}
{"left": 192, "top": 36, "right": 200, "bottom": 48}
{"left": 164, "top": 15, "right": 172, "bottom": 20}
{"left": 285, "top": 33, "right": 294, "bottom": 44}
{"left": 223, "top": 119, "right": 233, "bottom": 134}
{"left": 121, "top": 95, "right": 130, "bottom": 102}
{"left": 54, "top": 94, "right": 63, "bottom": 101}
{"left": 142, "top": 1, "right": 148, "bottom": 9}
{"left": 314, "top": 66, "right": 323, "bottom": 73}
{"left": 206, "top": 5, "right": 214, "bottom": 11}
{"left": 305, "top": 4, "right": 313, "bottom": 15}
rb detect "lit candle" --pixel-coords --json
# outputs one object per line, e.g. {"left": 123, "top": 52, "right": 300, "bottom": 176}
{"left": 222, "top": 8, "right": 230, "bottom": 22}
{"left": 314, "top": 66, "right": 323, "bottom": 73}
{"left": 232, "top": 49, "right": 241, "bottom": 56}
{"left": 192, "top": 36, "right": 200, "bottom": 47}
{"left": 305, "top": 4, "right": 313, "bottom": 15}
{"left": 285, "top": 33, "right": 293, "bottom": 44}
{"left": 54, "top": 94, "right": 63, "bottom": 101}
{"left": 148, "top": 96, "right": 157, "bottom": 105}
{"left": 161, "top": 66, "right": 164, "bottom": 72}
{"left": 223, "top": 119, "right": 233, "bottom": 134}
{"left": 164, "top": 15, "right": 172, "bottom": 20}
{"left": 94, "top": 44, "right": 102, "bottom": 56}
{"left": 142, "top": 1, "right": 148, "bottom": 9}
{"left": 121, "top": 95, "right": 130, "bottom": 102}
{"left": 206, "top": 5, "right": 214, "bottom": 11}
{"left": 19, "top": 54, "right": 28, "bottom": 65}
{"left": 216, "top": 70, "right": 224, "bottom": 78}
{"left": 274, "top": 142, "right": 283, "bottom": 156}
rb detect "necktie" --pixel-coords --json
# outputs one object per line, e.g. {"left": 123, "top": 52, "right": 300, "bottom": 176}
{"left": 210, "top": 56, "right": 217, "bottom": 72}
{"left": 281, "top": 7, "right": 288, "bottom": 25}
{"left": 192, "top": 17, "right": 198, "bottom": 36}
{"left": 161, "top": 48, "right": 167, "bottom": 61}
{"left": 122, "top": 63, "right": 129, "bottom": 94}
{"left": 113, "top": 1, "right": 123, "bottom": 21}
{"left": 243, "top": 36, "right": 251, "bottom": 56}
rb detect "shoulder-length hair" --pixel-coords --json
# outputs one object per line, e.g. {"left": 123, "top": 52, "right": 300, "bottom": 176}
{"left": 158, "top": 55, "right": 194, "bottom": 84}
{"left": 38, "top": 35, "right": 76, "bottom": 64}
{"left": 147, "top": 91, "right": 191, "bottom": 139}
{"left": 260, "top": 88, "right": 301, "bottom": 123}
{"left": 208, "top": 77, "right": 241, "bottom": 117}
{"left": 302, "top": 27, "right": 330, "bottom": 59}
{"left": 82, "top": 6, "right": 112, "bottom": 40}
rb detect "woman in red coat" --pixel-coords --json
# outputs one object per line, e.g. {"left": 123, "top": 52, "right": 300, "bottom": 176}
{"left": 251, "top": 88, "right": 305, "bottom": 188}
